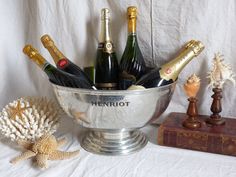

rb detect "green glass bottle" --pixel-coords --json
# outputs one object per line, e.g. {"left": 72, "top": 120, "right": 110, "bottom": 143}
{"left": 23, "top": 45, "right": 95, "bottom": 89}
{"left": 95, "top": 8, "right": 119, "bottom": 90}
{"left": 119, "top": 6, "right": 146, "bottom": 90}
{"left": 40, "top": 34, "right": 96, "bottom": 90}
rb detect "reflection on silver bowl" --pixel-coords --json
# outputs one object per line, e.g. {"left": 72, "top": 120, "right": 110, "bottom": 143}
{"left": 52, "top": 82, "right": 176, "bottom": 155}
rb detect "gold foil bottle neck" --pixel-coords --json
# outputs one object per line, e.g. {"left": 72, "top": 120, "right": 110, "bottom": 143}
{"left": 23, "top": 45, "right": 38, "bottom": 58}
{"left": 99, "top": 8, "right": 113, "bottom": 46}
{"left": 23, "top": 45, "right": 46, "bottom": 68}
{"left": 41, "top": 34, "right": 54, "bottom": 48}
{"left": 159, "top": 40, "right": 205, "bottom": 81}
{"left": 127, "top": 6, "right": 137, "bottom": 33}
{"left": 41, "top": 34, "right": 66, "bottom": 61}
{"left": 185, "top": 40, "right": 205, "bottom": 56}
{"left": 127, "top": 6, "right": 137, "bottom": 18}
{"left": 101, "top": 8, "right": 110, "bottom": 20}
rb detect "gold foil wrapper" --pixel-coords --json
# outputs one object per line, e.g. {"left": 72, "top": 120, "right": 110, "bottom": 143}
{"left": 184, "top": 40, "right": 205, "bottom": 56}
{"left": 99, "top": 8, "right": 113, "bottom": 52}
{"left": 159, "top": 40, "right": 204, "bottom": 81}
{"left": 41, "top": 34, "right": 66, "bottom": 60}
{"left": 41, "top": 34, "right": 54, "bottom": 48}
{"left": 127, "top": 6, "right": 137, "bottom": 18}
{"left": 101, "top": 8, "right": 110, "bottom": 20}
{"left": 23, "top": 45, "right": 46, "bottom": 68}
{"left": 127, "top": 6, "right": 137, "bottom": 33}
{"left": 23, "top": 45, "right": 38, "bottom": 58}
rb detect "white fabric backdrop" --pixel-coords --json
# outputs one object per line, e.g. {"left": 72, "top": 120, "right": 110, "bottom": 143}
{"left": 1, "top": 0, "right": 236, "bottom": 177}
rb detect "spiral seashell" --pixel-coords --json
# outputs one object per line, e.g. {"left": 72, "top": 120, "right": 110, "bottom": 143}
{"left": 0, "top": 97, "right": 62, "bottom": 142}
{"left": 183, "top": 74, "right": 201, "bottom": 98}
{"left": 207, "top": 53, "right": 235, "bottom": 88}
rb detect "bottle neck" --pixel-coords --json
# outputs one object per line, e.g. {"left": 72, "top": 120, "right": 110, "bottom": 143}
{"left": 159, "top": 48, "right": 197, "bottom": 81}
{"left": 127, "top": 32, "right": 137, "bottom": 43}
{"left": 45, "top": 44, "right": 66, "bottom": 64}
{"left": 99, "top": 19, "right": 112, "bottom": 43}
{"left": 30, "top": 54, "right": 48, "bottom": 70}
{"left": 126, "top": 18, "right": 138, "bottom": 48}
{"left": 128, "top": 17, "right": 136, "bottom": 34}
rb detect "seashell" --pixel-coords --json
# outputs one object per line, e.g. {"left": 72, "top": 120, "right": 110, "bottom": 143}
{"left": 0, "top": 97, "right": 62, "bottom": 142}
{"left": 71, "top": 110, "right": 91, "bottom": 124}
{"left": 127, "top": 85, "right": 146, "bottom": 90}
{"left": 183, "top": 74, "right": 201, "bottom": 98}
{"left": 10, "top": 133, "right": 80, "bottom": 169}
{"left": 207, "top": 53, "right": 235, "bottom": 88}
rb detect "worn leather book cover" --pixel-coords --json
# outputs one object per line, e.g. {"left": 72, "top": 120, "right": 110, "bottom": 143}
{"left": 158, "top": 112, "right": 236, "bottom": 156}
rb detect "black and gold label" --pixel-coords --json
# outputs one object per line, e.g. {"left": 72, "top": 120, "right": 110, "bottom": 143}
{"left": 98, "top": 41, "right": 114, "bottom": 54}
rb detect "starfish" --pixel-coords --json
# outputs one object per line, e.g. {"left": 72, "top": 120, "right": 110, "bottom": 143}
{"left": 7, "top": 100, "right": 30, "bottom": 121}
{"left": 10, "top": 134, "right": 80, "bottom": 169}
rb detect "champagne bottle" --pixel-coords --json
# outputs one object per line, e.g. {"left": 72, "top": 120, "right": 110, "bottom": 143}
{"left": 40, "top": 34, "right": 96, "bottom": 90}
{"left": 23, "top": 45, "right": 95, "bottom": 89}
{"left": 95, "top": 8, "right": 119, "bottom": 90}
{"left": 119, "top": 6, "right": 146, "bottom": 90}
{"left": 135, "top": 40, "right": 205, "bottom": 88}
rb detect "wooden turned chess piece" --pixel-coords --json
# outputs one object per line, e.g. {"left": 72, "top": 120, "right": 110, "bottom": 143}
{"left": 206, "top": 53, "right": 236, "bottom": 125}
{"left": 183, "top": 97, "right": 201, "bottom": 129}
{"left": 182, "top": 74, "right": 201, "bottom": 129}
{"left": 206, "top": 88, "right": 225, "bottom": 125}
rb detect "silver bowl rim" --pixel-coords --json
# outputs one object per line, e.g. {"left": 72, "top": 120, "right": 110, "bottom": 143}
{"left": 51, "top": 81, "right": 177, "bottom": 95}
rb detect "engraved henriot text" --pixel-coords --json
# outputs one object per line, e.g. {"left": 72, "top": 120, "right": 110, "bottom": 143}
{"left": 91, "top": 101, "right": 130, "bottom": 107}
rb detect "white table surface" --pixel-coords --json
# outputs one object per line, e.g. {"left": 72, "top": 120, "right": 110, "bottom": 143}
{"left": 1, "top": 116, "right": 236, "bottom": 177}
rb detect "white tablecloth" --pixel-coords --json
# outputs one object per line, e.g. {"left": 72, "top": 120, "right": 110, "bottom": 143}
{"left": 1, "top": 117, "right": 236, "bottom": 177}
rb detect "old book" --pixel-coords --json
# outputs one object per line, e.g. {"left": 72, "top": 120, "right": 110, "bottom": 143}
{"left": 158, "top": 112, "right": 236, "bottom": 156}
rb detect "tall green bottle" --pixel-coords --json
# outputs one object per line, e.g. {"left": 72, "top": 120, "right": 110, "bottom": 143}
{"left": 119, "top": 6, "right": 146, "bottom": 90}
{"left": 95, "top": 8, "right": 119, "bottom": 90}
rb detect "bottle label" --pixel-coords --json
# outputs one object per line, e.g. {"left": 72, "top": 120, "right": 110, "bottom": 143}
{"left": 159, "top": 66, "right": 174, "bottom": 81}
{"left": 95, "top": 83, "right": 117, "bottom": 90}
{"left": 160, "top": 65, "right": 178, "bottom": 81}
{"left": 57, "top": 58, "right": 69, "bottom": 68}
{"left": 98, "top": 41, "right": 114, "bottom": 54}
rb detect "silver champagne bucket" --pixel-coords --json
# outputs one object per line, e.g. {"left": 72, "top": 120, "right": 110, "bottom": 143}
{"left": 52, "top": 82, "right": 176, "bottom": 155}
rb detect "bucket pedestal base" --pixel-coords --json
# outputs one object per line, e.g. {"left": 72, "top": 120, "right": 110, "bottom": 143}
{"left": 81, "top": 129, "right": 148, "bottom": 155}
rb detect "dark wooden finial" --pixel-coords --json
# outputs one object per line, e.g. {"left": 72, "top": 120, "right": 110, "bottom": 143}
{"left": 183, "top": 97, "right": 201, "bottom": 129}
{"left": 206, "top": 88, "right": 225, "bottom": 125}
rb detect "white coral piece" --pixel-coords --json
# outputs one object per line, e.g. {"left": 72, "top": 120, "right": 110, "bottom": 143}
{"left": 0, "top": 97, "right": 62, "bottom": 142}
{"left": 207, "top": 52, "right": 236, "bottom": 88}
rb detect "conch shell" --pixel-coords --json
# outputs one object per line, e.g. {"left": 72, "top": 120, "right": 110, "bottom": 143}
{"left": 183, "top": 74, "right": 201, "bottom": 98}
{"left": 207, "top": 53, "right": 235, "bottom": 88}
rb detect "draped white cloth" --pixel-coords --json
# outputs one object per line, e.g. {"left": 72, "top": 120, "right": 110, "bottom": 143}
{"left": 1, "top": 0, "right": 236, "bottom": 176}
